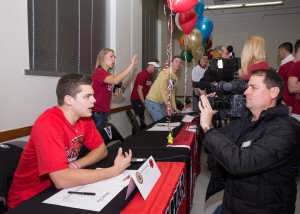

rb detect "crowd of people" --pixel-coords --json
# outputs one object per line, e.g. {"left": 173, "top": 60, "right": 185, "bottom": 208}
{"left": 6, "top": 36, "right": 300, "bottom": 214}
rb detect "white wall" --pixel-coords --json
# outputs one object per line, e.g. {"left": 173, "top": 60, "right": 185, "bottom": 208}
{"left": 109, "top": 0, "right": 143, "bottom": 137}
{"left": 0, "top": 0, "right": 143, "bottom": 139}
{"left": 0, "top": 0, "right": 59, "bottom": 132}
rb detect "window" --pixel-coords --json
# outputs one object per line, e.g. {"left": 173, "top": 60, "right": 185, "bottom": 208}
{"left": 25, "top": 0, "right": 106, "bottom": 77}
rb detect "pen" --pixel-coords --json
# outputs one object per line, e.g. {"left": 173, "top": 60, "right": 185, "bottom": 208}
{"left": 68, "top": 191, "right": 96, "bottom": 196}
{"left": 131, "top": 158, "right": 147, "bottom": 163}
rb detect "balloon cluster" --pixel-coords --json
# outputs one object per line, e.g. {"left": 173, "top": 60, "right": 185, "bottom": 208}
{"left": 169, "top": 0, "right": 213, "bottom": 63}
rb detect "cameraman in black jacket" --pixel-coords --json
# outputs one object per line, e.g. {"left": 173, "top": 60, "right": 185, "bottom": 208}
{"left": 199, "top": 69, "right": 300, "bottom": 214}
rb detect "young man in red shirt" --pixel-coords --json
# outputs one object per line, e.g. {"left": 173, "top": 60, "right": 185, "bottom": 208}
{"left": 7, "top": 74, "right": 132, "bottom": 209}
{"left": 130, "top": 58, "right": 160, "bottom": 120}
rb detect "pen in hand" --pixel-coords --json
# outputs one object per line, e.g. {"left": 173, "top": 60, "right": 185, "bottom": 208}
{"left": 68, "top": 191, "right": 96, "bottom": 196}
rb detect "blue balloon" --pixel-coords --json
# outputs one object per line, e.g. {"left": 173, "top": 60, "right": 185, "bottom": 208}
{"left": 195, "top": 16, "right": 213, "bottom": 43}
{"left": 194, "top": 1, "right": 205, "bottom": 17}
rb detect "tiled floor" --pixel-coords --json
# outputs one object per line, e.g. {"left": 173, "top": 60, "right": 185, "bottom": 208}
{"left": 190, "top": 147, "right": 300, "bottom": 214}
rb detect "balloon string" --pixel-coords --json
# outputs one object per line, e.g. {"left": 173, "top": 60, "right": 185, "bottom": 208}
{"left": 183, "top": 36, "right": 189, "bottom": 108}
{"left": 164, "top": 6, "right": 174, "bottom": 124}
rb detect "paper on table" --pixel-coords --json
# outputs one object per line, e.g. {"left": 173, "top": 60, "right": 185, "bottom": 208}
{"left": 186, "top": 124, "right": 197, "bottom": 133}
{"left": 147, "top": 122, "right": 180, "bottom": 131}
{"left": 43, "top": 170, "right": 136, "bottom": 212}
{"left": 146, "top": 126, "right": 176, "bottom": 131}
{"left": 181, "top": 107, "right": 194, "bottom": 113}
{"left": 182, "top": 115, "right": 194, "bottom": 122}
{"left": 43, "top": 184, "right": 123, "bottom": 212}
{"left": 155, "top": 122, "right": 181, "bottom": 127}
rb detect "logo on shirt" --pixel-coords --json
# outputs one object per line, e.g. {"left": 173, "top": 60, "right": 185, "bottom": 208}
{"left": 146, "top": 80, "right": 152, "bottom": 86}
{"left": 66, "top": 135, "right": 83, "bottom": 162}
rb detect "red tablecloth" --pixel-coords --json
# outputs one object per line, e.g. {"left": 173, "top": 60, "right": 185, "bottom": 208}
{"left": 122, "top": 162, "right": 187, "bottom": 214}
{"left": 172, "top": 122, "right": 201, "bottom": 213}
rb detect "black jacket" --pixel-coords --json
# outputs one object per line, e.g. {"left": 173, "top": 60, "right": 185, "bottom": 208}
{"left": 203, "top": 105, "right": 300, "bottom": 214}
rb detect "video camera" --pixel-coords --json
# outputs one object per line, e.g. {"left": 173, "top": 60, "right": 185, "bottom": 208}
{"left": 202, "top": 58, "right": 248, "bottom": 120}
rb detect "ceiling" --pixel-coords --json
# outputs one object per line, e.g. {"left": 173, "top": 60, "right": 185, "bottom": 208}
{"left": 203, "top": 0, "right": 300, "bottom": 16}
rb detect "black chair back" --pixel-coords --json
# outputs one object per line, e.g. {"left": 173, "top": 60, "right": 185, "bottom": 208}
{"left": 126, "top": 109, "right": 137, "bottom": 135}
{"left": 131, "top": 115, "right": 147, "bottom": 134}
{"left": 97, "top": 123, "right": 124, "bottom": 146}
{"left": 126, "top": 109, "right": 135, "bottom": 120}
{"left": 0, "top": 142, "right": 25, "bottom": 214}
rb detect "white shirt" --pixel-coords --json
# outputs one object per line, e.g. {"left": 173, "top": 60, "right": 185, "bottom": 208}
{"left": 192, "top": 65, "right": 207, "bottom": 82}
{"left": 281, "top": 54, "right": 294, "bottom": 65}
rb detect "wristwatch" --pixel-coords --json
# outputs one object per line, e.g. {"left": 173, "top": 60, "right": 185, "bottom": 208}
{"left": 203, "top": 124, "right": 214, "bottom": 133}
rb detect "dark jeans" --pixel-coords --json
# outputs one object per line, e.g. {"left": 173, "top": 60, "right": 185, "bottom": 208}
{"left": 131, "top": 99, "right": 145, "bottom": 121}
{"left": 213, "top": 204, "right": 222, "bottom": 214}
{"left": 92, "top": 112, "right": 108, "bottom": 128}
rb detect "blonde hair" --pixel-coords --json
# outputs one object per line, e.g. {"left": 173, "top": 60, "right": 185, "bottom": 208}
{"left": 95, "top": 48, "right": 114, "bottom": 72}
{"left": 240, "top": 36, "right": 266, "bottom": 77}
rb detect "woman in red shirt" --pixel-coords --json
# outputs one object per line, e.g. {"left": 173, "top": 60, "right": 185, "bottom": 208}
{"left": 92, "top": 49, "right": 137, "bottom": 127}
{"left": 238, "top": 36, "right": 269, "bottom": 79}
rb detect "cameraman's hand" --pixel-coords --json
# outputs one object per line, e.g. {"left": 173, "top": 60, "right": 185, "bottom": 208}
{"left": 199, "top": 94, "right": 218, "bottom": 129}
{"left": 112, "top": 148, "right": 132, "bottom": 176}
{"left": 207, "top": 92, "right": 217, "bottom": 97}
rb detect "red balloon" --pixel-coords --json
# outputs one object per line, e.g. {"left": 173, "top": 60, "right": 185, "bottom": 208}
{"left": 167, "top": 0, "right": 198, "bottom": 12}
{"left": 178, "top": 9, "right": 197, "bottom": 35}
{"left": 206, "top": 39, "right": 212, "bottom": 50}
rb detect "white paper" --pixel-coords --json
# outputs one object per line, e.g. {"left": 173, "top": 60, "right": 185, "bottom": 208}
{"left": 131, "top": 156, "right": 161, "bottom": 200}
{"left": 186, "top": 125, "right": 197, "bottom": 133}
{"left": 155, "top": 122, "right": 181, "bottom": 127}
{"left": 182, "top": 115, "right": 195, "bottom": 122}
{"left": 147, "top": 126, "right": 176, "bottom": 131}
{"left": 43, "top": 170, "right": 137, "bottom": 212}
{"left": 147, "top": 122, "right": 181, "bottom": 131}
{"left": 43, "top": 184, "right": 123, "bottom": 212}
{"left": 181, "top": 107, "right": 194, "bottom": 113}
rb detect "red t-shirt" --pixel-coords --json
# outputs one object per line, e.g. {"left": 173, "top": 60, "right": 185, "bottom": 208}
{"left": 92, "top": 68, "right": 112, "bottom": 112}
{"left": 239, "top": 61, "right": 269, "bottom": 79}
{"left": 278, "top": 61, "right": 295, "bottom": 107}
{"left": 7, "top": 107, "right": 103, "bottom": 209}
{"left": 287, "top": 61, "right": 300, "bottom": 114}
{"left": 130, "top": 69, "right": 153, "bottom": 101}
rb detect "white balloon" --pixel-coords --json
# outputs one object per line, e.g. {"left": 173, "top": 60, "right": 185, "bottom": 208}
{"left": 175, "top": 13, "right": 182, "bottom": 31}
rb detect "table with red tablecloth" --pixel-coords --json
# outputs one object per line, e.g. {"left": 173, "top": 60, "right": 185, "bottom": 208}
{"left": 122, "top": 162, "right": 187, "bottom": 214}
{"left": 171, "top": 122, "right": 201, "bottom": 212}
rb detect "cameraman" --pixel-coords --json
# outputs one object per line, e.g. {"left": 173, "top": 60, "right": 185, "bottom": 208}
{"left": 199, "top": 69, "right": 300, "bottom": 214}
